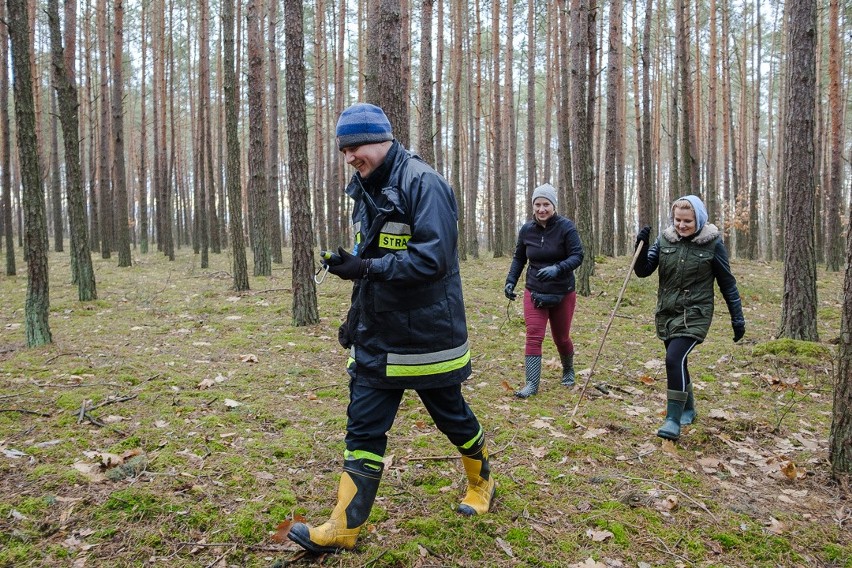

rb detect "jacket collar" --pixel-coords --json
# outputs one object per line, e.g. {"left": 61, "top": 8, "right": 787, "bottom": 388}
{"left": 662, "top": 222, "right": 720, "bottom": 245}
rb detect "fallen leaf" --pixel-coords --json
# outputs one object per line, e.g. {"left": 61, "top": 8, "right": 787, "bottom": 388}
{"left": 582, "top": 428, "right": 608, "bottom": 439}
{"left": 71, "top": 461, "right": 106, "bottom": 483}
{"left": 639, "top": 375, "right": 655, "bottom": 385}
{"left": 530, "top": 446, "right": 547, "bottom": 458}
{"left": 698, "top": 457, "right": 721, "bottom": 473}
{"left": 197, "top": 378, "right": 216, "bottom": 389}
{"left": 766, "top": 516, "right": 786, "bottom": 535}
{"left": 240, "top": 354, "right": 258, "bottom": 363}
{"left": 661, "top": 439, "right": 678, "bottom": 455}
{"left": 654, "top": 495, "right": 679, "bottom": 512}
{"left": 586, "top": 528, "right": 614, "bottom": 542}
{"left": 708, "top": 409, "right": 732, "bottom": 420}
{"left": 271, "top": 515, "right": 307, "bottom": 542}
{"left": 570, "top": 559, "right": 607, "bottom": 568}
{"left": 496, "top": 537, "right": 514, "bottom": 557}
{"left": 223, "top": 399, "right": 242, "bottom": 408}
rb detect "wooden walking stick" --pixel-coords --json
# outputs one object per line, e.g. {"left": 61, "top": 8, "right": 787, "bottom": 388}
{"left": 571, "top": 241, "right": 646, "bottom": 417}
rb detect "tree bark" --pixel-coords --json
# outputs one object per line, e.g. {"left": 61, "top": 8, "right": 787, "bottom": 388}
{"left": 222, "top": 0, "right": 248, "bottom": 291}
{"left": 246, "top": 0, "right": 271, "bottom": 276}
{"left": 490, "top": 0, "right": 503, "bottom": 257}
{"left": 267, "top": 0, "right": 282, "bottom": 264}
{"left": 7, "top": 0, "right": 52, "bottom": 346}
{"left": 601, "top": 0, "right": 622, "bottom": 257}
{"left": 283, "top": 0, "right": 319, "bottom": 326}
{"left": 0, "top": 0, "right": 13, "bottom": 276}
{"left": 112, "top": 0, "right": 131, "bottom": 267}
{"left": 825, "top": 0, "right": 844, "bottom": 272}
{"left": 47, "top": 0, "right": 97, "bottom": 301}
{"left": 829, "top": 199, "right": 852, "bottom": 477}
{"left": 418, "top": 0, "right": 434, "bottom": 165}
{"left": 571, "top": 0, "right": 595, "bottom": 295}
{"left": 96, "top": 0, "right": 112, "bottom": 258}
{"left": 779, "top": 0, "right": 818, "bottom": 341}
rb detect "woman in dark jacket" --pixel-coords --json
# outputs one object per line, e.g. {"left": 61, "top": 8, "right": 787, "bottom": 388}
{"left": 634, "top": 195, "right": 745, "bottom": 441}
{"left": 504, "top": 183, "right": 584, "bottom": 398}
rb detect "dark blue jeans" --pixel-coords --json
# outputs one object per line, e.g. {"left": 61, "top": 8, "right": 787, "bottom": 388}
{"left": 344, "top": 381, "right": 482, "bottom": 458}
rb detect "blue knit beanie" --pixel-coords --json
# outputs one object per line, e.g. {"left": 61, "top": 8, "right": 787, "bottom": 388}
{"left": 336, "top": 103, "right": 394, "bottom": 150}
{"left": 531, "top": 183, "right": 558, "bottom": 209}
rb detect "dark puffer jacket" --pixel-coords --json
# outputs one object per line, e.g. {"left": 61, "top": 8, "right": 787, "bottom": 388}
{"left": 341, "top": 141, "right": 470, "bottom": 389}
{"left": 634, "top": 223, "right": 744, "bottom": 342}
{"left": 505, "top": 215, "right": 584, "bottom": 295}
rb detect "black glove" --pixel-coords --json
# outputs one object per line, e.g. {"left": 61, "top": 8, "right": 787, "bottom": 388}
{"left": 732, "top": 322, "right": 745, "bottom": 343}
{"left": 319, "top": 249, "right": 343, "bottom": 266}
{"left": 504, "top": 283, "right": 517, "bottom": 301}
{"left": 635, "top": 226, "right": 651, "bottom": 249}
{"left": 324, "top": 247, "right": 370, "bottom": 280}
{"left": 537, "top": 265, "right": 559, "bottom": 282}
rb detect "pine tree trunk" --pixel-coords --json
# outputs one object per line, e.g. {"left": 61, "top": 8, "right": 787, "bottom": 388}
{"left": 112, "top": 0, "right": 131, "bottom": 267}
{"left": 779, "top": 0, "right": 818, "bottom": 341}
{"left": 490, "top": 0, "right": 503, "bottom": 257}
{"left": 247, "top": 0, "right": 271, "bottom": 277}
{"left": 7, "top": 0, "right": 52, "bottom": 346}
{"left": 284, "top": 0, "right": 319, "bottom": 326}
{"left": 267, "top": 0, "right": 282, "bottom": 264}
{"left": 138, "top": 7, "right": 148, "bottom": 254}
{"left": 825, "top": 0, "right": 844, "bottom": 272}
{"left": 0, "top": 0, "right": 13, "bottom": 276}
{"left": 571, "top": 0, "right": 595, "bottom": 295}
{"left": 47, "top": 0, "right": 97, "bottom": 301}
{"left": 601, "top": 0, "right": 622, "bottom": 257}
{"left": 829, "top": 198, "right": 852, "bottom": 477}
{"left": 418, "top": 0, "right": 434, "bottom": 165}
{"left": 222, "top": 0, "right": 248, "bottom": 291}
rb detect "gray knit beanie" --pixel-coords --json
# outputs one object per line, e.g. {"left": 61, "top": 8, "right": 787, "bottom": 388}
{"left": 336, "top": 103, "right": 394, "bottom": 150}
{"left": 531, "top": 183, "right": 558, "bottom": 208}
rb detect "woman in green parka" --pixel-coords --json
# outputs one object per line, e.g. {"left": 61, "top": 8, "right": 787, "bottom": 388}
{"left": 634, "top": 195, "right": 745, "bottom": 441}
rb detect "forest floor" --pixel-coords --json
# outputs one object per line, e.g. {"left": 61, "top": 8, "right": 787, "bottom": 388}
{"left": 0, "top": 245, "right": 849, "bottom": 567}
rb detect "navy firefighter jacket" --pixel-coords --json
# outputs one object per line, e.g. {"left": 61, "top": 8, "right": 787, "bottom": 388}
{"left": 342, "top": 141, "right": 471, "bottom": 389}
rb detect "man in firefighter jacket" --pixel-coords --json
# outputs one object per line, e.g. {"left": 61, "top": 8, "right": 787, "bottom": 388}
{"left": 288, "top": 103, "right": 495, "bottom": 554}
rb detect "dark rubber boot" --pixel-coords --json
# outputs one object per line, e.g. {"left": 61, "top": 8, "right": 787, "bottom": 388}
{"left": 657, "top": 390, "right": 689, "bottom": 441}
{"left": 515, "top": 355, "right": 541, "bottom": 398}
{"left": 680, "top": 382, "right": 696, "bottom": 426}
{"left": 560, "top": 352, "right": 575, "bottom": 387}
{"left": 288, "top": 458, "right": 383, "bottom": 553}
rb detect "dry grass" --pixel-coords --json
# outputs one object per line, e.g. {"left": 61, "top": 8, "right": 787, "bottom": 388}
{"left": 0, "top": 246, "right": 848, "bottom": 567}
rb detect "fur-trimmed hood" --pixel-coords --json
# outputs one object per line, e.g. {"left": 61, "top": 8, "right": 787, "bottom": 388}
{"left": 662, "top": 222, "right": 720, "bottom": 245}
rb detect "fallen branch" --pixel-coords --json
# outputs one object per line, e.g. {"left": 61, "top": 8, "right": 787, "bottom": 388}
{"left": 620, "top": 475, "right": 718, "bottom": 522}
{"left": 0, "top": 408, "right": 51, "bottom": 417}
{"left": 88, "top": 394, "right": 138, "bottom": 411}
{"left": 204, "top": 544, "right": 236, "bottom": 568}
{"left": 0, "top": 390, "right": 33, "bottom": 400}
{"left": 45, "top": 352, "right": 87, "bottom": 364}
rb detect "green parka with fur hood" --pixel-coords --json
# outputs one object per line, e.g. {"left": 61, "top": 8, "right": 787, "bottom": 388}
{"left": 634, "top": 196, "right": 744, "bottom": 342}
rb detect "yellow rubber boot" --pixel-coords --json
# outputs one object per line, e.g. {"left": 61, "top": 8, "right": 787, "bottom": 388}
{"left": 457, "top": 436, "right": 496, "bottom": 516}
{"left": 288, "top": 459, "right": 382, "bottom": 553}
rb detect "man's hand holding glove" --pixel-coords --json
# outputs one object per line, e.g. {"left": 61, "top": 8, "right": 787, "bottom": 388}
{"left": 732, "top": 320, "right": 745, "bottom": 343}
{"left": 322, "top": 247, "right": 371, "bottom": 280}
{"left": 504, "top": 282, "right": 517, "bottom": 301}
{"left": 536, "top": 265, "right": 560, "bottom": 282}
